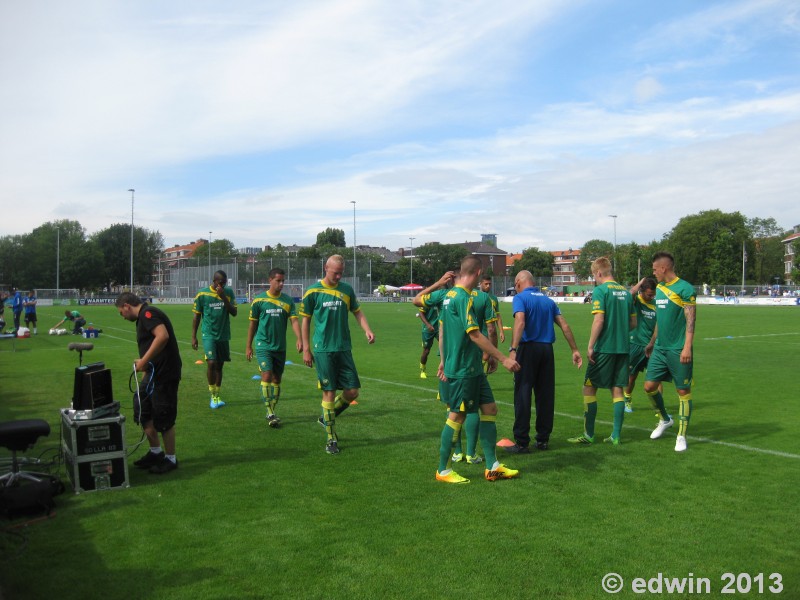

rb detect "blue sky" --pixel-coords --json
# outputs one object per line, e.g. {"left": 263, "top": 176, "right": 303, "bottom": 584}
{"left": 2, "top": 0, "right": 799, "bottom": 254}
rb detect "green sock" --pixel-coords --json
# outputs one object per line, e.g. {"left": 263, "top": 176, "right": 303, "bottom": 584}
{"left": 647, "top": 390, "right": 669, "bottom": 420}
{"left": 612, "top": 399, "right": 625, "bottom": 438}
{"left": 583, "top": 396, "right": 597, "bottom": 438}
{"left": 465, "top": 412, "right": 480, "bottom": 456}
{"left": 478, "top": 415, "right": 498, "bottom": 466}
{"left": 261, "top": 381, "right": 275, "bottom": 416}
{"left": 439, "top": 419, "right": 460, "bottom": 472}
{"left": 334, "top": 393, "right": 350, "bottom": 416}
{"left": 322, "top": 401, "right": 336, "bottom": 441}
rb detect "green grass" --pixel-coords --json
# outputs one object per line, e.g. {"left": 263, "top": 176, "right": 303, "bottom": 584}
{"left": 1, "top": 301, "right": 799, "bottom": 599}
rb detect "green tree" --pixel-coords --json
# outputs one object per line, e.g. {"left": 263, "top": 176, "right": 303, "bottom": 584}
{"left": 211, "top": 238, "right": 238, "bottom": 260}
{"left": 746, "top": 217, "right": 786, "bottom": 285}
{"left": 574, "top": 239, "right": 614, "bottom": 281}
{"left": 664, "top": 210, "right": 749, "bottom": 285}
{"left": 315, "top": 228, "right": 346, "bottom": 248}
{"left": 0, "top": 234, "right": 25, "bottom": 288}
{"left": 510, "top": 247, "right": 553, "bottom": 278}
{"left": 412, "top": 243, "right": 469, "bottom": 285}
{"left": 614, "top": 242, "right": 646, "bottom": 285}
{"left": 92, "top": 223, "right": 163, "bottom": 290}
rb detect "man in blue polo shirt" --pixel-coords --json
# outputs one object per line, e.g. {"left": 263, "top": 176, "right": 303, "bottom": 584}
{"left": 506, "top": 270, "right": 582, "bottom": 453}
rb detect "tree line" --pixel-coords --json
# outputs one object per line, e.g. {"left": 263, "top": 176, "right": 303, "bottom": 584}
{"left": 0, "top": 211, "right": 794, "bottom": 292}
{"left": 511, "top": 211, "right": 791, "bottom": 287}
{"left": 0, "top": 220, "right": 163, "bottom": 292}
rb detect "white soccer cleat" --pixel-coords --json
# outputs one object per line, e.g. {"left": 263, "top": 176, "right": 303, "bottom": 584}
{"left": 650, "top": 417, "right": 674, "bottom": 439}
{"left": 675, "top": 435, "right": 687, "bottom": 452}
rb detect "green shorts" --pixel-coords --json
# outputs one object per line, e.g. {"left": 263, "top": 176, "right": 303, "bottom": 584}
{"left": 203, "top": 339, "right": 231, "bottom": 362}
{"left": 255, "top": 349, "right": 286, "bottom": 381}
{"left": 441, "top": 374, "right": 495, "bottom": 413}
{"left": 584, "top": 352, "right": 629, "bottom": 389}
{"left": 628, "top": 344, "right": 649, "bottom": 375}
{"left": 421, "top": 327, "right": 438, "bottom": 350}
{"left": 314, "top": 351, "right": 360, "bottom": 392}
{"left": 645, "top": 347, "right": 693, "bottom": 390}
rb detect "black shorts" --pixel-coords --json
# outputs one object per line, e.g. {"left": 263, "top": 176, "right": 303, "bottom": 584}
{"left": 140, "top": 379, "right": 179, "bottom": 433}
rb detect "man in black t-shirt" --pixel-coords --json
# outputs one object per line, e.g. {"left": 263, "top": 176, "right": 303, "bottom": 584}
{"left": 116, "top": 292, "right": 182, "bottom": 474}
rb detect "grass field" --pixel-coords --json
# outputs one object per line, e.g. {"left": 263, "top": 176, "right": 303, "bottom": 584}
{"left": 1, "top": 300, "right": 798, "bottom": 599}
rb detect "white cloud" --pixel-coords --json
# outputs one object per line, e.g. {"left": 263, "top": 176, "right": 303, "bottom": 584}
{"left": 1, "top": 0, "right": 799, "bottom": 257}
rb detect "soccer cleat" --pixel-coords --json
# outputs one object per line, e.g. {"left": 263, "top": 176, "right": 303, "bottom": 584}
{"left": 675, "top": 435, "right": 687, "bottom": 452}
{"left": 133, "top": 451, "right": 164, "bottom": 469}
{"left": 567, "top": 434, "right": 595, "bottom": 444}
{"left": 325, "top": 439, "right": 340, "bottom": 455}
{"left": 149, "top": 457, "right": 178, "bottom": 474}
{"left": 485, "top": 464, "right": 519, "bottom": 481}
{"left": 451, "top": 452, "right": 464, "bottom": 463}
{"left": 650, "top": 417, "right": 674, "bottom": 439}
{"left": 420, "top": 371, "right": 427, "bottom": 379}
{"left": 466, "top": 454, "right": 484, "bottom": 464}
{"left": 210, "top": 398, "right": 219, "bottom": 409}
{"left": 436, "top": 470, "right": 469, "bottom": 484}
{"left": 603, "top": 435, "right": 620, "bottom": 446}
{"left": 267, "top": 414, "right": 281, "bottom": 428}
{"left": 535, "top": 441, "right": 549, "bottom": 451}
{"left": 624, "top": 401, "right": 633, "bottom": 413}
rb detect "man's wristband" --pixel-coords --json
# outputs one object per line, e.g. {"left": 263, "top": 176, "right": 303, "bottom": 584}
{"left": 508, "top": 347, "right": 517, "bottom": 352}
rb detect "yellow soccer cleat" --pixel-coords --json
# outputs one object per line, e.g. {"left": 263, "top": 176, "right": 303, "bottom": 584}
{"left": 436, "top": 470, "right": 470, "bottom": 484}
{"left": 485, "top": 464, "right": 519, "bottom": 481}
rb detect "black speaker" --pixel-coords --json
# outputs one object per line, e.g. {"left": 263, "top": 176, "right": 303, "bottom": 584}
{"left": 72, "top": 363, "right": 114, "bottom": 411}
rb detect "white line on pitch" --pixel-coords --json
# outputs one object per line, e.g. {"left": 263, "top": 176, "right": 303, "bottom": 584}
{"left": 703, "top": 332, "right": 800, "bottom": 341}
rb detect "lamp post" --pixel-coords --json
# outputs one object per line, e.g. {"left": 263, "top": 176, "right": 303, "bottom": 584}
{"left": 129, "top": 189, "right": 135, "bottom": 291}
{"left": 208, "top": 231, "right": 213, "bottom": 285}
{"left": 608, "top": 214, "right": 617, "bottom": 272}
{"left": 56, "top": 225, "right": 60, "bottom": 301}
{"left": 409, "top": 236, "right": 416, "bottom": 284}
{"left": 350, "top": 200, "right": 357, "bottom": 292}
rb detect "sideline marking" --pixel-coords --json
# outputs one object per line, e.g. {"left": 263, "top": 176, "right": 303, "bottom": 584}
{"left": 704, "top": 332, "right": 800, "bottom": 341}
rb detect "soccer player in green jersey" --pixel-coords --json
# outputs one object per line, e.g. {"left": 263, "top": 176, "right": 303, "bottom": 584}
{"left": 644, "top": 252, "right": 696, "bottom": 452}
{"left": 414, "top": 271, "right": 493, "bottom": 465}
{"left": 246, "top": 268, "right": 302, "bottom": 428}
{"left": 479, "top": 275, "right": 506, "bottom": 345}
{"left": 568, "top": 257, "right": 635, "bottom": 446}
{"left": 192, "top": 270, "right": 238, "bottom": 409}
{"left": 417, "top": 302, "right": 439, "bottom": 379}
{"left": 434, "top": 256, "right": 520, "bottom": 484}
{"left": 300, "top": 255, "right": 375, "bottom": 455}
{"left": 623, "top": 277, "right": 658, "bottom": 413}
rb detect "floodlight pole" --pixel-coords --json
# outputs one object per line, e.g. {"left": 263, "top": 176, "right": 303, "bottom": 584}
{"left": 409, "top": 236, "right": 415, "bottom": 284}
{"left": 129, "top": 189, "right": 135, "bottom": 291}
{"left": 56, "top": 225, "right": 60, "bottom": 300}
{"left": 608, "top": 214, "right": 618, "bottom": 272}
{"left": 208, "top": 231, "right": 213, "bottom": 285}
{"left": 350, "top": 200, "right": 357, "bottom": 293}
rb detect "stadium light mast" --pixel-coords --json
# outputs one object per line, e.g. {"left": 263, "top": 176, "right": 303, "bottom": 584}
{"left": 129, "top": 189, "right": 135, "bottom": 291}
{"left": 608, "top": 214, "right": 618, "bottom": 273}
{"left": 350, "top": 200, "right": 357, "bottom": 292}
{"left": 409, "top": 236, "right": 416, "bottom": 284}
{"left": 208, "top": 231, "right": 213, "bottom": 285}
{"left": 56, "top": 225, "right": 60, "bottom": 300}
